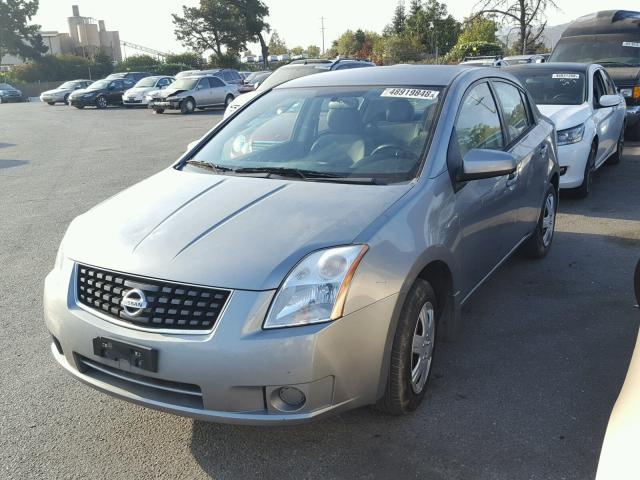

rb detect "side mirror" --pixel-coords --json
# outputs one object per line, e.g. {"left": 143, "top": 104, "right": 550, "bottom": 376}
{"left": 599, "top": 95, "right": 620, "bottom": 108}
{"left": 458, "top": 149, "right": 517, "bottom": 181}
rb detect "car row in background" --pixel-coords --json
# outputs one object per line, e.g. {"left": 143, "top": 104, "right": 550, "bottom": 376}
{"left": 507, "top": 62, "right": 626, "bottom": 197}
{"left": 0, "top": 83, "right": 25, "bottom": 103}
{"left": 224, "top": 58, "right": 375, "bottom": 119}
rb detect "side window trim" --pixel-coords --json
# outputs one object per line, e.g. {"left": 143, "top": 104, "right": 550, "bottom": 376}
{"left": 490, "top": 79, "right": 535, "bottom": 150}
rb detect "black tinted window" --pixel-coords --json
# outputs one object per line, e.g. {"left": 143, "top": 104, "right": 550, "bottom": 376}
{"left": 493, "top": 82, "right": 530, "bottom": 142}
{"left": 455, "top": 83, "right": 504, "bottom": 156}
{"left": 209, "top": 77, "right": 225, "bottom": 87}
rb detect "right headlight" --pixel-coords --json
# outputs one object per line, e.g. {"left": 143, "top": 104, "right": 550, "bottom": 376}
{"left": 263, "top": 245, "right": 368, "bottom": 329}
{"left": 557, "top": 124, "right": 585, "bottom": 146}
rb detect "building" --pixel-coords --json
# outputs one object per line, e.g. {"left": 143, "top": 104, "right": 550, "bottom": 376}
{"left": 1, "top": 4, "right": 122, "bottom": 69}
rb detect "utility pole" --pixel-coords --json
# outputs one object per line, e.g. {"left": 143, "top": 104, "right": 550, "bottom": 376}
{"left": 320, "top": 17, "right": 326, "bottom": 55}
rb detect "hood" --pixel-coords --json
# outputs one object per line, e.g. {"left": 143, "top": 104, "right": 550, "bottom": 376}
{"left": 157, "top": 88, "right": 187, "bottom": 99}
{"left": 537, "top": 103, "right": 592, "bottom": 130}
{"left": 126, "top": 86, "right": 157, "bottom": 96}
{"left": 604, "top": 66, "right": 640, "bottom": 86}
{"left": 230, "top": 90, "right": 258, "bottom": 108}
{"left": 65, "top": 168, "right": 411, "bottom": 290}
{"left": 43, "top": 88, "right": 70, "bottom": 95}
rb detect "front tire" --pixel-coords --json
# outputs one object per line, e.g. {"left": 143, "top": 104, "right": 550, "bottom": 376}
{"left": 572, "top": 142, "right": 597, "bottom": 198}
{"left": 522, "top": 184, "right": 557, "bottom": 259}
{"left": 74, "top": 105, "right": 84, "bottom": 109}
{"left": 180, "top": 97, "right": 195, "bottom": 114}
{"left": 378, "top": 279, "right": 437, "bottom": 415}
{"left": 63, "top": 94, "right": 70, "bottom": 105}
{"left": 153, "top": 108, "right": 165, "bottom": 114}
{"left": 96, "top": 96, "right": 108, "bottom": 109}
{"left": 47, "top": 102, "right": 55, "bottom": 106}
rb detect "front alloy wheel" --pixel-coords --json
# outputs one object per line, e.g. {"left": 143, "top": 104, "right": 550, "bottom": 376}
{"left": 96, "top": 96, "right": 107, "bottom": 109}
{"left": 181, "top": 98, "right": 195, "bottom": 114}
{"left": 410, "top": 302, "right": 436, "bottom": 394}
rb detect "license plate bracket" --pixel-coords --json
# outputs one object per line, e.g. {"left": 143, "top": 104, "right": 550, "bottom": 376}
{"left": 92, "top": 337, "right": 158, "bottom": 372}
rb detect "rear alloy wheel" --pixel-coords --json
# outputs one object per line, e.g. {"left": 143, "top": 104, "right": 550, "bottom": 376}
{"left": 378, "top": 279, "right": 437, "bottom": 415}
{"left": 181, "top": 98, "right": 195, "bottom": 114}
{"left": 607, "top": 128, "right": 624, "bottom": 165}
{"left": 573, "top": 142, "right": 596, "bottom": 199}
{"left": 522, "top": 185, "right": 557, "bottom": 259}
{"left": 96, "top": 96, "right": 108, "bottom": 109}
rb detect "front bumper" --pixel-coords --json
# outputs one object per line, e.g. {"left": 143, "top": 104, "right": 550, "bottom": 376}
{"left": 625, "top": 105, "right": 640, "bottom": 128}
{"left": 152, "top": 100, "right": 181, "bottom": 110}
{"left": 69, "top": 96, "right": 97, "bottom": 107}
{"left": 40, "top": 93, "right": 65, "bottom": 103}
{"left": 123, "top": 97, "right": 147, "bottom": 106}
{"left": 44, "top": 263, "right": 396, "bottom": 425}
{"left": 556, "top": 139, "right": 592, "bottom": 189}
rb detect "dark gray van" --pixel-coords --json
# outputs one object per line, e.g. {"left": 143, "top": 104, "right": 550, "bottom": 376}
{"left": 549, "top": 10, "right": 640, "bottom": 139}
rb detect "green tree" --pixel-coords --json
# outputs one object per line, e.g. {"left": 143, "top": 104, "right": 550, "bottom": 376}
{"left": 172, "top": 0, "right": 246, "bottom": 57}
{"left": 404, "top": 0, "right": 460, "bottom": 58}
{"left": 290, "top": 46, "right": 304, "bottom": 56}
{"left": 0, "top": 0, "right": 47, "bottom": 60}
{"left": 165, "top": 51, "right": 205, "bottom": 68}
{"left": 390, "top": 1, "right": 406, "bottom": 35}
{"left": 307, "top": 44, "right": 320, "bottom": 58}
{"left": 457, "top": 16, "right": 498, "bottom": 44}
{"left": 237, "top": 0, "right": 270, "bottom": 68}
{"left": 268, "top": 30, "right": 287, "bottom": 55}
{"left": 116, "top": 54, "right": 160, "bottom": 71}
{"left": 372, "top": 34, "right": 423, "bottom": 64}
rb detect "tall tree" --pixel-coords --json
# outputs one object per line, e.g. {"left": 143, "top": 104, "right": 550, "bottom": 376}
{"left": 0, "top": 0, "right": 47, "bottom": 60}
{"left": 457, "top": 15, "right": 498, "bottom": 44}
{"left": 473, "top": 0, "right": 557, "bottom": 54}
{"left": 405, "top": 0, "right": 460, "bottom": 58}
{"left": 268, "top": 30, "right": 288, "bottom": 55}
{"left": 391, "top": 1, "right": 406, "bottom": 35}
{"left": 238, "top": 0, "right": 270, "bottom": 68}
{"left": 172, "top": 1, "right": 245, "bottom": 57}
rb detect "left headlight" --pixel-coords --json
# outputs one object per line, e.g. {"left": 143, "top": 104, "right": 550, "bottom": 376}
{"left": 264, "top": 245, "right": 368, "bottom": 329}
{"left": 557, "top": 124, "right": 585, "bottom": 146}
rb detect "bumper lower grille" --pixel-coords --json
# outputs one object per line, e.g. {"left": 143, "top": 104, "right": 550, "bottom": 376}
{"left": 76, "top": 264, "right": 231, "bottom": 331}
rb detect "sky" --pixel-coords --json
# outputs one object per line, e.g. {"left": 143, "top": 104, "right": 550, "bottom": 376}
{"left": 33, "top": 0, "right": 640, "bottom": 57}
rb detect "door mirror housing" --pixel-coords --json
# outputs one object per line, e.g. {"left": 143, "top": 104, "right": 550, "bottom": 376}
{"left": 599, "top": 94, "right": 621, "bottom": 108}
{"left": 458, "top": 149, "right": 517, "bottom": 181}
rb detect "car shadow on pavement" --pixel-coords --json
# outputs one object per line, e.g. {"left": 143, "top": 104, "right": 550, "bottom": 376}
{"left": 0, "top": 142, "right": 16, "bottom": 149}
{"left": 0, "top": 159, "right": 28, "bottom": 169}
{"left": 188, "top": 228, "right": 640, "bottom": 480}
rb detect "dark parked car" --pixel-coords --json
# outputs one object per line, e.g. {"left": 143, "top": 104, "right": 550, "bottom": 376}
{"left": 0, "top": 83, "right": 25, "bottom": 103}
{"left": 238, "top": 71, "right": 271, "bottom": 93}
{"left": 549, "top": 10, "right": 640, "bottom": 139}
{"left": 106, "top": 72, "right": 152, "bottom": 82}
{"left": 68, "top": 78, "right": 136, "bottom": 109}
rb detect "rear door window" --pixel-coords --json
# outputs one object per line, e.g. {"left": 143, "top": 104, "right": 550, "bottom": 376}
{"left": 209, "top": 77, "right": 225, "bottom": 88}
{"left": 493, "top": 82, "right": 530, "bottom": 144}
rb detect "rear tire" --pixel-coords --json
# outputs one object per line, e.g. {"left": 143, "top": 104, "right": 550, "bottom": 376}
{"left": 522, "top": 184, "right": 557, "bottom": 259}
{"left": 378, "top": 279, "right": 437, "bottom": 415}
{"left": 572, "top": 142, "right": 596, "bottom": 198}
{"left": 181, "top": 97, "right": 195, "bottom": 114}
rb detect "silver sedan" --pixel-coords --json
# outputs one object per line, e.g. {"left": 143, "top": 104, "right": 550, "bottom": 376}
{"left": 44, "top": 65, "right": 559, "bottom": 424}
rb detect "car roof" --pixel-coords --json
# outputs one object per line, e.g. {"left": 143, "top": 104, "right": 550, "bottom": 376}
{"left": 505, "top": 62, "right": 591, "bottom": 74}
{"left": 562, "top": 10, "right": 640, "bottom": 37}
{"left": 278, "top": 64, "right": 479, "bottom": 89}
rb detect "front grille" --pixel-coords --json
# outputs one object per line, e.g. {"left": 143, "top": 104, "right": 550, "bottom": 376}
{"left": 76, "top": 264, "right": 231, "bottom": 331}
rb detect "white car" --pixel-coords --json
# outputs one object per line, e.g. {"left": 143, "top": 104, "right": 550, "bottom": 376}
{"left": 508, "top": 63, "right": 626, "bottom": 197}
{"left": 122, "top": 76, "right": 174, "bottom": 107}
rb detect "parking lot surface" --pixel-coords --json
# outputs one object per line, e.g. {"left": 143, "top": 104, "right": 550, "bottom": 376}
{"left": 1, "top": 102, "right": 639, "bottom": 479}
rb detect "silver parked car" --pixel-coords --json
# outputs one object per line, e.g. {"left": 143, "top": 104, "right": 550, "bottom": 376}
{"left": 40, "top": 79, "right": 93, "bottom": 105}
{"left": 44, "top": 65, "right": 559, "bottom": 424}
{"left": 122, "top": 75, "right": 174, "bottom": 107}
{"left": 149, "top": 75, "right": 238, "bottom": 114}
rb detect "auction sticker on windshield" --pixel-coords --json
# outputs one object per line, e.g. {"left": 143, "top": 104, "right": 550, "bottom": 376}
{"left": 622, "top": 42, "right": 640, "bottom": 48}
{"left": 381, "top": 88, "right": 439, "bottom": 100}
{"left": 552, "top": 73, "right": 580, "bottom": 80}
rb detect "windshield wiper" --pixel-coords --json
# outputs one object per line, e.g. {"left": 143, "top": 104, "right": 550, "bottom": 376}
{"left": 184, "top": 160, "right": 234, "bottom": 173}
{"left": 232, "top": 167, "right": 342, "bottom": 180}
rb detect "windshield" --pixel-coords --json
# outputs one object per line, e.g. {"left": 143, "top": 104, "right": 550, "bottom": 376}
{"left": 185, "top": 86, "right": 442, "bottom": 184}
{"left": 511, "top": 70, "right": 586, "bottom": 105}
{"left": 134, "top": 77, "right": 158, "bottom": 88}
{"left": 550, "top": 35, "right": 640, "bottom": 66}
{"left": 258, "top": 66, "right": 328, "bottom": 91}
{"left": 59, "top": 81, "right": 80, "bottom": 89}
{"left": 170, "top": 78, "right": 198, "bottom": 90}
{"left": 87, "top": 80, "right": 109, "bottom": 90}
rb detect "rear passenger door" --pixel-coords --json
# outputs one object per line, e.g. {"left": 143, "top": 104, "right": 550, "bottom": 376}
{"left": 492, "top": 80, "right": 547, "bottom": 240}
{"left": 450, "top": 82, "right": 521, "bottom": 297}
{"left": 208, "top": 77, "right": 227, "bottom": 105}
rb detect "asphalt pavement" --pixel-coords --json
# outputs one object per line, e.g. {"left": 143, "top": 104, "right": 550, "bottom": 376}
{"left": 1, "top": 102, "right": 639, "bottom": 479}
